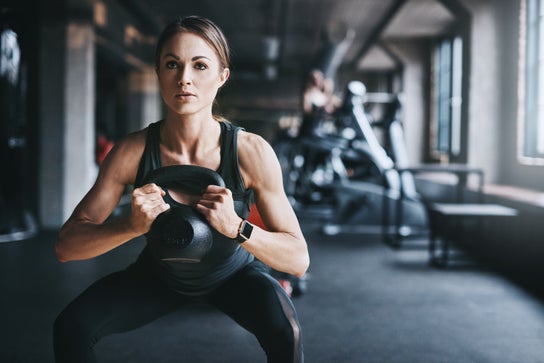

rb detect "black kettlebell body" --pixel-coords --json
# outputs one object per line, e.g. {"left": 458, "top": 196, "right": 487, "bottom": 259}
{"left": 143, "top": 165, "right": 226, "bottom": 263}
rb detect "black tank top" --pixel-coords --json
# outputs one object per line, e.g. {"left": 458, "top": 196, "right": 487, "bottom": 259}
{"left": 134, "top": 120, "right": 254, "bottom": 295}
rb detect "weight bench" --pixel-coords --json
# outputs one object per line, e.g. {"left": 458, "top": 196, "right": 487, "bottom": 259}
{"left": 380, "top": 116, "right": 487, "bottom": 248}
{"left": 428, "top": 203, "right": 518, "bottom": 267}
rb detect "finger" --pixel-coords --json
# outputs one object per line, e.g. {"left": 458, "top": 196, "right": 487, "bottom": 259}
{"left": 147, "top": 198, "right": 170, "bottom": 209}
{"left": 196, "top": 199, "right": 216, "bottom": 209}
{"left": 138, "top": 201, "right": 170, "bottom": 220}
{"left": 154, "top": 202, "right": 170, "bottom": 215}
{"left": 137, "top": 183, "right": 165, "bottom": 195}
{"left": 133, "top": 194, "right": 166, "bottom": 207}
{"left": 194, "top": 203, "right": 207, "bottom": 215}
{"left": 134, "top": 188, "right": 166, "bottom": 199}
{"left": 199, "top": 189, "right": 229, "bottom": 204}
{"left": 203, "top": 185, "right": 230, "bottom": 194}
{"left": 146, "top": 183, "right": 166, "bottom": 196}
{"left": 199, "top": 192, "right": 218, "bottom": 203}
{"left": 201, "top": 187, "right": 231, "bottom": 202}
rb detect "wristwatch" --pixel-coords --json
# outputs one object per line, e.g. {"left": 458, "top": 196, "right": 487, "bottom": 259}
{"left": 236, "top": 219, "right": 254, "bottom": 243}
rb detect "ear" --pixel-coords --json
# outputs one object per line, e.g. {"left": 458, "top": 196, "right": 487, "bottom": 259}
{"left": 218, "top": 68, "right": 230, "bottom": 88}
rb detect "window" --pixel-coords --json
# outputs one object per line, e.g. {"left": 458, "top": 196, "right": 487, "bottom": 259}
{"left": 431, "top": 36, "right": 463, "bottom": 160}
{"left": 520, "top": 0, "right": 544, "bottom": 163}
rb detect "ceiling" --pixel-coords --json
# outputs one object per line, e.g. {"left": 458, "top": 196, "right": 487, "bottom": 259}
{"left": 122, "top": 0, "right": 457, "bottom": 81}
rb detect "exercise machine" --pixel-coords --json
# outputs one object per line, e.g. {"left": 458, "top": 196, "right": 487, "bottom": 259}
{"left": 320, "top": 81, "right": 427, "bottom": 236}
{"left": 274, "top": 80, "right": 427, "bottom": 236}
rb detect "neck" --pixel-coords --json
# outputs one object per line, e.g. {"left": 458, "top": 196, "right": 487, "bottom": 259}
{"left": 160, "top": 113, "right": 221, "bottom": 165}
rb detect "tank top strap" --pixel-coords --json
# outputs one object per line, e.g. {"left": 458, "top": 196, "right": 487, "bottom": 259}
{"left": 135, "top": 121, "right": 163, "bottom": 188}
{"left": 217, "top": 121, "right": 253, "bottom": 217}
{"left": 217, "top": 121, "right": 244, "bottom": 192}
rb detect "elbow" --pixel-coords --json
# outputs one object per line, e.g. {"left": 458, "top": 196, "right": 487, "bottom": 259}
{"left": 292, "top": 240, "right": 310, "bottom": 278}
{"left": 55, "top": 242, "right": 69, "bottom": 263}
{"left": 55, "top": 230, "right": 72, "bottom": 262}
{"left": 56, "top": 225, "right": 75, "bottom": 262}
{"left": 292, "top": 254, "right": 310, "bottom": 278}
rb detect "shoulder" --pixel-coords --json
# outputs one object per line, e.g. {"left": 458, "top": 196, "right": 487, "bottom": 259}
{"left": 237, "top": 129, "right": 273, "bottom": 160}
{"left": 97, "top": 127, "right": 148, "bottom": 186}
{"left": 109, "top": 128, "right": 147, "bottom": 164}
{"left": 236, "top": 129, "right": 280, "bottom": 190}
{"left": 115, "top": 128, "right": 147, "bottom": 153}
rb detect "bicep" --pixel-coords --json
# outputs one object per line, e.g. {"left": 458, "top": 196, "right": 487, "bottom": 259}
{"left": 240, "top": 134, "right": 301, "bottom": 235}
{"left": 253, "top": 187, "right": 301, "bottom": 236}
{"left": 68, "top": 177, "right": 126, "bottom": 225}
{"left": 67, "top": 136, "right": 141, "bottom": 224}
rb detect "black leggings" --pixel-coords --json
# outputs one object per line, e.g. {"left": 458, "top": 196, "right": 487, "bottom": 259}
{"left": 53, "top": 261, "right": 303, "bottom": 363}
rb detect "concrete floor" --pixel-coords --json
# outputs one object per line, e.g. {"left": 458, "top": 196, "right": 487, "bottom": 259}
{"left": 2, "top": 219, "right": 544, "bottom": 363}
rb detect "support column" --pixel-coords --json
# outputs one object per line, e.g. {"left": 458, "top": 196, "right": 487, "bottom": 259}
{"left": 39, "top": 21, "right": 95, "bottom": 228}
{"left": 63, "top": 22, "right": 96, "bottom": 219}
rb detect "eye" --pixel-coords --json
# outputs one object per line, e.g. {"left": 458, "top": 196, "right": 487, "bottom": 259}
{"left": 166, "top": 61, "right": 178, "bottom": 69}
{"left": 195, "top": 62, "right": 208, "bottom": 71}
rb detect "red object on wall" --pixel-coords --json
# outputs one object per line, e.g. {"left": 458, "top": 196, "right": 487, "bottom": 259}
{"left": 248, "top": 203, "right": 266, "bottom": 229}
{"left": 96, "top": 134, "right": 114, "bottom": 165}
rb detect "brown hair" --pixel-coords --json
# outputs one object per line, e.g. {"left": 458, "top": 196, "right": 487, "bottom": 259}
{"left": 154, "top": 15, "right": 231, "bottom": 71}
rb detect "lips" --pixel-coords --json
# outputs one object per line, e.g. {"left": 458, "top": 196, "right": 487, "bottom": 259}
{"left": 176, "top": 91, "right": 196, "bottom": 97}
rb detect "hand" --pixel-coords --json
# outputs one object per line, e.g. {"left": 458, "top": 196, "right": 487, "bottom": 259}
{"left": 130, "top": 183, "right": 170, "bottom": 235}
{"left": 195, "top": 185, "right": 241, "bottom": 239}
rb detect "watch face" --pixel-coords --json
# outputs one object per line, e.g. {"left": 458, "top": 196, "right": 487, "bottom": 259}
{"left": 243, "top": 221, "right": 254, "bottom": 238}
{"left": 237, "top": 220, "right": 253, "bottom": 243}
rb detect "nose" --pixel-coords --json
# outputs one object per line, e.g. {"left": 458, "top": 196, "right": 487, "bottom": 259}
{"left": 177, "top": 66, "right": 192, "bottom": 86}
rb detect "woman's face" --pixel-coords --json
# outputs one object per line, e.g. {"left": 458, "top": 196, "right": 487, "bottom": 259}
{"left": 157, "top": 32, "right": 229, "bottom": 118}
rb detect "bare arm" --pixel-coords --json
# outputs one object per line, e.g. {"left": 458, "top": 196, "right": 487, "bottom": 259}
{"left": 55, "top": 131, "right": 170, "bottom": 262}
{"left": 196, "top": 131, "right": 309, "bottom": 277}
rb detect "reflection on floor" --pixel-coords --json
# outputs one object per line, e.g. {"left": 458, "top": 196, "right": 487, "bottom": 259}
{"left": 2, "top": 219, "right": 544, "bottom": 363}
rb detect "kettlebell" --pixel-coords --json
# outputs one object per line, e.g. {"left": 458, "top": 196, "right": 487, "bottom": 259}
{"left": 142, "top": 165, "right": 226, "bottom": 263}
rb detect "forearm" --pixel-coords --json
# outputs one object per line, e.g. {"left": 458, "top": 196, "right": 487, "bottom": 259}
{"left": 56, "top": 216, "right": 141, "bottom": 262}
{"left": 240, "top": 227, "right": 309, "bottom": 277}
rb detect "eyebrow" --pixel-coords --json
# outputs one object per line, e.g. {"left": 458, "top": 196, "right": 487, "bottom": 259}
{"left": 164, "top": 53, "right": 211, "bottom": 62}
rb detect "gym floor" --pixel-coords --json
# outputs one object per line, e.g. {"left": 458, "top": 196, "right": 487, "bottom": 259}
{"left": 2, "top": 217, "right": 544, "bottom": 363}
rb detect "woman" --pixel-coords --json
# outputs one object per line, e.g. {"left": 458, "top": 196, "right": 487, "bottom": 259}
{"left": 54, "top": 15, "right": 309, "bottom": 363}
{"left": 299, "top": 69, "right": 341, "bottom": 139}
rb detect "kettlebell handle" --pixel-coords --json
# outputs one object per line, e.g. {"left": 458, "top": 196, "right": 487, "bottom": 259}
{"left": 142, "top": 165, "right": 226, "bottom": 195}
